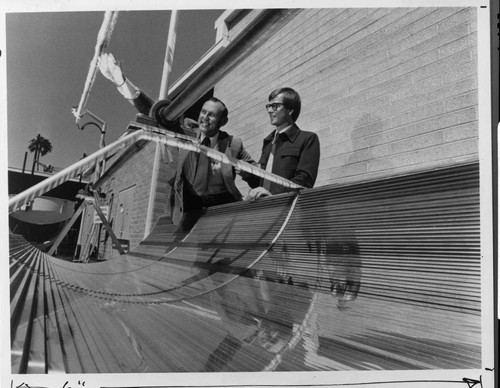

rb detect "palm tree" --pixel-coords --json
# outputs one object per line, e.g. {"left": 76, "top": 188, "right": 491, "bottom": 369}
{"left": 28, "top": 134, "right": 53, "bottom": 173}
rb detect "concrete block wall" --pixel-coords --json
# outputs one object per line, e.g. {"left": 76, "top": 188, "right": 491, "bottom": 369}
{"left": 100, "top": 141, "right": 162, "bottom": 255}
{"left": 215, "top": 7, "right": 478, "bottom": 194}
{"left": 78, "top": 140, "right": 174, "bottom": 260}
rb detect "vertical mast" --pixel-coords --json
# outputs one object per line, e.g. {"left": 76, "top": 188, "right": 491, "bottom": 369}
{"left": 145, "top": 10, "right": 179, "bottom": 236}
{"left": 159, "top": 10, "right": 179, "bottom": 100}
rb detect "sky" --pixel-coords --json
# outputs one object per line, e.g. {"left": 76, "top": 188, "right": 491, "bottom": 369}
{"left": 4, "top": 7, "right": 224, "bottom": 170}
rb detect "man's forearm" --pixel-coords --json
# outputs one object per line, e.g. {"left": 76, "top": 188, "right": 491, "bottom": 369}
{"left": 131, "top": 91, "right": 156, "bottom": 116}
{"left": 116, "top": 78, "right": 154, "bottom": 115}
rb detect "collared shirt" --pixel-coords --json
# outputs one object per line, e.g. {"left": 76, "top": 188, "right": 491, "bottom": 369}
{"left": 206, "top": 134, "right": 219, "bottom": 149}
{"left": 276, "top": 123, "right": 294, "bottom": 136}
{"left": 198, "top": 133, "right": 225, "bottom": 196}
{"left": 265, "top": 124, "right": 294, "bottom": 172}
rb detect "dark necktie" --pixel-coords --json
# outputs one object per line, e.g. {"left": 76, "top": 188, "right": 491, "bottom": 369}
{"left": 263, "top": 132, "right": 278, "bottom": 190}
{"left": 193, "top": 136, "right": 211, "bottom": 195}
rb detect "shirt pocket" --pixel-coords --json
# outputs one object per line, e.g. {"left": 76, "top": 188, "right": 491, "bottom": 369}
{"left": 279, "top": 147, "right": 301, "bottom": 171}
{"left": 280, "top": 147, "right": 301, "bottom": 158}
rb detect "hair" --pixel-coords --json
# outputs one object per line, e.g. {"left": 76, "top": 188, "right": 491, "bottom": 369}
{"left": 207, "top": 97, "right": 229, "bottom": 122}
{"left": 269, "top": 87, "right": 301, "bottom": 121}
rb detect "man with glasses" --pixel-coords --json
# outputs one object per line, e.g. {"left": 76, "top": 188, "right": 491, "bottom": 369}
{"left": 246, "top": 87, "right": 320, "bottom": 200}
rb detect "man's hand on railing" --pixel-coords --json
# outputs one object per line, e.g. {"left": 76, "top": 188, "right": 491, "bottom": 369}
{"left": 245, "top": 186, "right": 272, "bottom": 201}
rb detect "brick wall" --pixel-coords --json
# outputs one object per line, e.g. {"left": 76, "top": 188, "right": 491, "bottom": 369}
{"left": 78, "top": 140, "right": 174, "bottom": 260}
{"left": 99, "top": 142, "right": 165, "bottom": 256}
{"left": 215, "top": 8, "right": 478, "bottom": 194}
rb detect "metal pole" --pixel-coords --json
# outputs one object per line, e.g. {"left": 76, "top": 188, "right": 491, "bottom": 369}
{"left": 31, "top": 147, "right": 38, "bottom": 175}
{"left": 73, "top": 10, "right": 119, "bottom": 122}
{"left": 9, "top": 126, "right": 302, "bottom": 214}
{"left": 159, "top": 10, "right": 179, "bottom": 100}
{"left": 139, "top": 130, "right": 303, "bottom": 190}
{"left": 78, "top": 109, "right": 107, "bottom": 180}
{"left": 22, "top": 152, "right": 27, "bottom": 174}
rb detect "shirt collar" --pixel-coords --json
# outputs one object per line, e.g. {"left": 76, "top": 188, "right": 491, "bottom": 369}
{"left": 200, "top": 131, "right": 219, "bottom": 148}
{"left": 264, "top": 123, "right": 299, "bottom": 144}
{"left": 277, "top": 123, "right": 293, "bottom": 135}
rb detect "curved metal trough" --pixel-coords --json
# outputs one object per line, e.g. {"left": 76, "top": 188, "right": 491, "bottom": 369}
{"left": 9, "top": 162, "right": 481, "bottom": 373}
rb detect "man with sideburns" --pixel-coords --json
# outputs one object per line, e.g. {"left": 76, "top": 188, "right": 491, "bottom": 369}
{"left": 246, "top": 87, "right": 320, "bottom": 201}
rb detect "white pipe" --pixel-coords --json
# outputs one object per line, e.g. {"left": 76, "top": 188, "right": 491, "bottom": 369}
{"left": 9, "top": 130, "right": 142, "bottom": 213}
{"left": 144, "top": 142, "right": 162, "bottom": 238}
{"left": 159, "top": 10, "right": 179, "bottom": 100}
{"left": 9, "top": 127, "right": 302, "bottom": 213}
{"left": 139, "top": 130, "right": 303, "bottom": 190}
{"left": 73, "top": 10, "right": 119, "bottom": 122}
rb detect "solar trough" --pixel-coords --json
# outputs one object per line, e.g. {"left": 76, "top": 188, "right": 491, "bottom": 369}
{"left": 9, "top": 162, "right": 481, "bottom": 373}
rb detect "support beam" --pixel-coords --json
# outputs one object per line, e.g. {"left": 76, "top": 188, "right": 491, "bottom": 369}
{"left": 47, "top": 201, "right": 86, "bottom": 256}
{"left": 92, "top": 191, "right": 124, "bottom": 255}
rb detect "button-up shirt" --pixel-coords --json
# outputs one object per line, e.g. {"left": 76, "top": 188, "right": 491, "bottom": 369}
{"left": 202, "top": 134, "right": 225, "bottom": 195}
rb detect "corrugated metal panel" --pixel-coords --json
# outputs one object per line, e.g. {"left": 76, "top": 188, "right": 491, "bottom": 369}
{"left": 9, "top": 162, "right": 481, "bottom": 373}
{"left": 268, "top": 162, "right": 481, "bottom": 370}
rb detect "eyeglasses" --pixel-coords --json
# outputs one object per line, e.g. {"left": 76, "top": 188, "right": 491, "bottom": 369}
{"left": 265, "top": 102, "right": 286, "bottom": 111}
